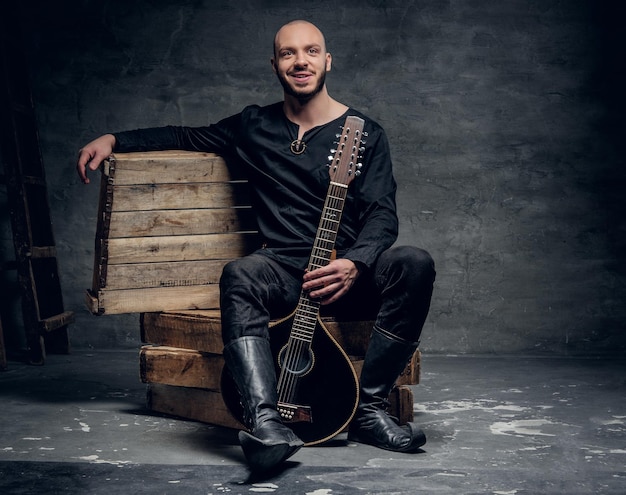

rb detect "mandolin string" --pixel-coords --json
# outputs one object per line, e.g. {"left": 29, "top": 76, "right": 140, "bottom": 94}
{"left": 276, "top": 174, "right": 350, "bottom": 403}
{"left": 279, "top": 320, "right": 304, "bottom": 401}
{"left": 278, "top": 295, "right": 319, "bottom": 401}
{"left": 282, "top": 298, "right": 313, "bottom": 401}
{"left": 278, "top": 213, "right": 325, "bottom": 399}
{"left": 284, "top": 294, "right": 322, "bottom": 400}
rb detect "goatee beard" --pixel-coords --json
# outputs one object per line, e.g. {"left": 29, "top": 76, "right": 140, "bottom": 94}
{"left": 278, "top": 71, "right": 326, "bottom": 103}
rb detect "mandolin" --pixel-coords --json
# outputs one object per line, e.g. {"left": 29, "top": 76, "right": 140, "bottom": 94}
{"left": 222, "top": 115, "right": 366, "bottom": 445}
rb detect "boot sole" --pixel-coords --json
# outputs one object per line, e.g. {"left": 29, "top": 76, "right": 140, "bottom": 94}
{"left": 239, "top": 431, "right": 302, "bottom": 472}
{"left": 347, "top": 428, "right": 426, "bottom": 453}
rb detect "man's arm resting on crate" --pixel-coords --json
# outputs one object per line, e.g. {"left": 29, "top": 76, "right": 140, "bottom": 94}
{"left": 76, "top": 133, "right": 116, "bottom": 184}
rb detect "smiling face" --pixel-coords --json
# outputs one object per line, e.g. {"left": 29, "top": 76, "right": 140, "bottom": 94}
{"left": 271, "top": 21, "right": 332, "bottom": 102}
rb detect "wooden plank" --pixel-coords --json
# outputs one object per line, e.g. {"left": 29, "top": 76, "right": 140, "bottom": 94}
{"left": 109, "top": 183, "right": 251, "bottom": 212}
{"left": 146, "top": 382, "right": 243, "bottom": 429}
{"left": 104, "top": 151, "right": 243, "bottom": 185}
{"left": 140, "top": 346, "right": 224, "bottom": 390}
{"left": 102, "top": 259, "right": 229, "bottom": 290}
{"left": 85, "top": 290, "right": 99, "bottom": 315}
{"left": 319, "top": 318, "right": 373, "bottom": 357}
{"left": 30, "top": 246, "right": 57, "bottom": 259}
{"left": 105, "top": 232, "right": 256, "bottom": 265}
{"left": 92, "top": 162, "right": 113, "bottom": 291}
{"left": 141, "top": 310, "right": 224, "bottom": 353}
{"left": 389, "top": 385, "right": 415, "bottom": 424}
{"left": 141, "top": 311, "right": 375, "bottom": 355}
{"left": 401, "top": 349, "right": 421, "bottom": 385}
{"left": 40, "top": 310, "right": 75, "bottom": 333}
{"left": 108, "top": 208, "right": 256, "bottom": 238}
{"left": 89, "top": 285, "right": 221, "bottom": 315}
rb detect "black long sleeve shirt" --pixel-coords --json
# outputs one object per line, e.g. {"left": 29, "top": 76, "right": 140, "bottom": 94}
{"left": 114, "top": 102, "right": 399, "bottom": 272}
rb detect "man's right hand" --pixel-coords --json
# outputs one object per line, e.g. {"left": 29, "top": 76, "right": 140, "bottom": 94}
{"left": 76, "top": 134, "right": 116, "bottom": 184}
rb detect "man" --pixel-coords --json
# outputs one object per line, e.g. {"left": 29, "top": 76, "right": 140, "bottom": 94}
{"left": 77, "top": 20, "right": 435, "bottom": 472}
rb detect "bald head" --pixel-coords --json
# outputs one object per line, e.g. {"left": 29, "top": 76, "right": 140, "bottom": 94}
{"left": 273, "top": 20, "right": 327, "bottom": 58}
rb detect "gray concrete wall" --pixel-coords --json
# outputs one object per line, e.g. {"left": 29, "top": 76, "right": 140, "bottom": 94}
{"left": 2, "top": 0, "right": 624, "bottom": 356}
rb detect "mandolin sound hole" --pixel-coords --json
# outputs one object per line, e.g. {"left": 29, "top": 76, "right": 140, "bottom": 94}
{"left": 277, "top": 345, "right": 315, "bottom": 377}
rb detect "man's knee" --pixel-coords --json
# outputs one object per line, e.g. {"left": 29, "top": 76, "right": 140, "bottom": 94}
{"left": 220, "top": 254, "right": 265, "bottom": 289}
{"left": 385, "top": 245, "right": 435, "bottom": 278}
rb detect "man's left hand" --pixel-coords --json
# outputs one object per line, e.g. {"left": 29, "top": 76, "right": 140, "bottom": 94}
{"left": 302, "top": 258, "right": 360, "bottom": 305}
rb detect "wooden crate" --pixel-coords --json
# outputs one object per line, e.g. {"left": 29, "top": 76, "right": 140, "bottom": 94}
{"left": 140, "top": 310, "right": 420, "bottom": 426}
{"left": 86, "top": 151, "right": 421, "bottom": 433}
{"left": 85, "top": 151, "right": 257, "bottom": 315}
{"left": 140, "top": 310, "right": 420, "bottom": 385}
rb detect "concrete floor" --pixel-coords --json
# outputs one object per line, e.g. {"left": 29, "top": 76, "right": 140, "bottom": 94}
{"left": 0, "top": 350, "right": 624, "bottom": 494}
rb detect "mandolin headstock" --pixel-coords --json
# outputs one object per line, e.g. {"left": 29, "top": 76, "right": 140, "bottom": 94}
{"left": 328, "top": 116, "right": 365, "bottom": 187}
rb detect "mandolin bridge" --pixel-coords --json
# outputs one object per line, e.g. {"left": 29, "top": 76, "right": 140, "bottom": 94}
{"left": 277, "top": 401, "right": 313, "bottom": 423}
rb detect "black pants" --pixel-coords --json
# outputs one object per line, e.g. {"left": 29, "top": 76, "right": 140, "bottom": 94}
{"left": 219, "top": 246, "right": 435, "bottom": 346}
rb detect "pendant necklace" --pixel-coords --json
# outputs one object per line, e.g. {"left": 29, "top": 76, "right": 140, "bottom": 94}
{"left": 290, "top": 139, "right": 307, "bottom": 155}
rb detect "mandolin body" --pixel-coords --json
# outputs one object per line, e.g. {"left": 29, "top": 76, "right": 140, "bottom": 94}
{"left": 221, "top": 311, "right": 360, "bottom": 446}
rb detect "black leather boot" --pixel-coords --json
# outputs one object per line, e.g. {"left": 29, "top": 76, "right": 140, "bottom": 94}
{"left": 223, "top": 336, "right": 303, "bottom": 472}
{"left": 348, "top": 327, "right": 426, "bottom": 452}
